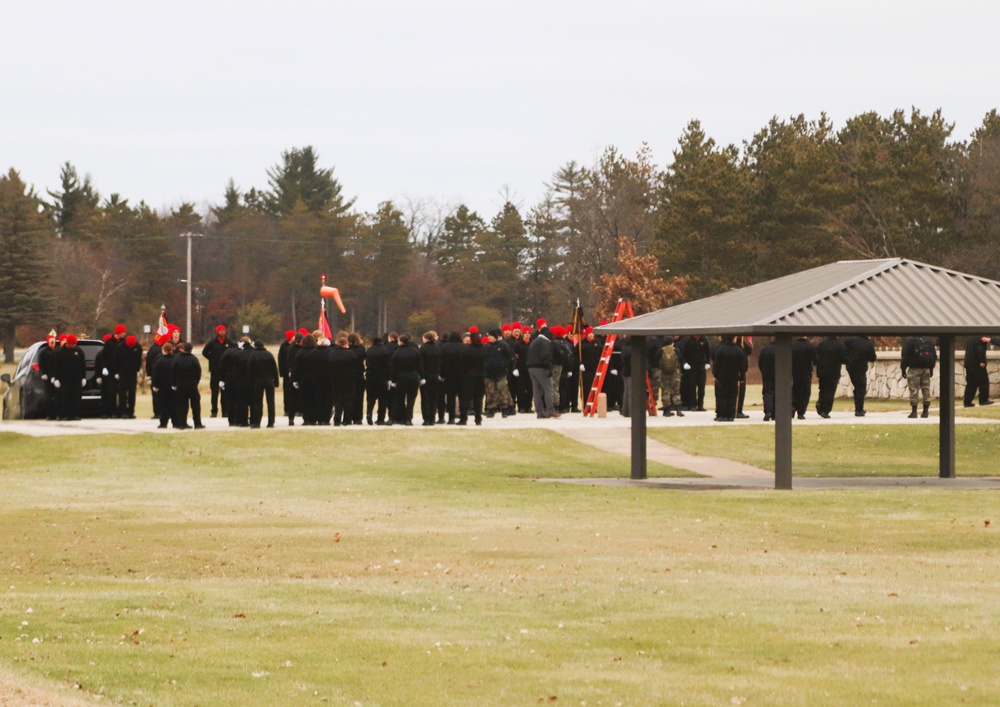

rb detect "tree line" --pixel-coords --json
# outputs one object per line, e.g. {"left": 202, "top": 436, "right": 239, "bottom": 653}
{"left": 3, "top": 108, "right": 1000, "bottom": 360}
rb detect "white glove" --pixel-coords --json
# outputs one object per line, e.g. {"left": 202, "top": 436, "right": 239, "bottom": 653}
{"left": 152, "top": 387, "right": 159, "bottom": 393}
{"left": 82, "top": 379, "right": 87, "bottom": 387}
{"left": 567, "top": 371, "right": 573, "bottom": 377}
{"left": 610, "top": 369, "right": 618, "bottom": 376}
{"left": 389, "top": 382, "right": 397, "bottom": 389}
{"left": 53, "top": 379, "right": 61, "bottom": 389}
{"left": 512, "top": 369, "right": 520, "bottom": 377}
{"left": 705, "top": 363, "right": 711, "bottom": 370}
{"left": 218, "top": 381, "right": 225, "bottom": 390}
{"left": 171, "top": 386, "right": 177, "bottom": 391}
{"left": 102, "top": 368, "right": 109, "bottom": 376}
{"left": 115, "top": 374, "right": 120, "bottom": 380}
{"left": 41, "top": 374, "right": 48, "bottom": 381}
{"left": 579, "top": 364, "right": 585, "bottom": 372}
{"left": 419, "top": 379, "right": 426, "bottom": 386}
{"left": 96, "top": 377, "right": 102, "bottom": 385}
{"left": 293, "top": 382, "right": 299, "bottom": 389}
{"left": 683, "top": 363, "right": 691, "bottom": 370}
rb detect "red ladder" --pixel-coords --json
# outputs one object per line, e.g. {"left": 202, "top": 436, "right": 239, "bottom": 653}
{"left": 583, "top": 299, "right": 657, "bottom": 417}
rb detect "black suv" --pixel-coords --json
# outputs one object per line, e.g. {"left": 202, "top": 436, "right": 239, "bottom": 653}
{"left": 2, "top": 339, "right": 105, "bottom": 419}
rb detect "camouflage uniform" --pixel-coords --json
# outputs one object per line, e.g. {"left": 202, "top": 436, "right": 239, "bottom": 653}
{"left": 906, "top": 368, "right": 932, "bottom": 406}
{"left": 485, "top": 376, "right": 513, "bottom": 414}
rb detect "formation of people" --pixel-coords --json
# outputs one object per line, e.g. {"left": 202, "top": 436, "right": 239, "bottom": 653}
{"left": 28, "top": 322, "right": 1000, "bottom": 426}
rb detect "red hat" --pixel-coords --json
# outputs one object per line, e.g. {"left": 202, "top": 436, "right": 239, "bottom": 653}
{"left": 536, "top": 318, "right": 546, "bottom": 329}
{"left": 103, "top": 333, "right": 112, "bottom": 343}
{"left": 298, "top": 328, "right": 310, "bottom": 336}
{"left": 125, "top": 335, "right": 137, "bottom": 347}
{"left": 114, "top": 324, "right": 126, "bottom": 335}
{"left": 216, "top": 325, "right": 227, "bottom": 334}
{"left": 168, "top": 324, "right": 180, "bottom": 334}
{"left": 65, "top": 334, "right": 78, "bottom": 346}
{"left": 47, "top": 332, "right": 57, "bottom": 342}
{"left": 512, "top": 321, "right": 521, "bottom": 329}
{"left": 501, "top": 324, "right": 512, "bottom": 332}
{"left": 284, "top": 330, "right": 294, "bottom": 341}
{"left": 468, "top": 325, "right": 479, "bottom": 334}
{"left": 584, "top": 326, "right": 593, "bottom": 335}
{"left": 153, "top": 333, "right": 164, "bottom": 346}
{"left": 59, "top": 334, "right": 68, "bottom": 344}
{"left": 551, "top": 325, "right": 564, "bottom": 338}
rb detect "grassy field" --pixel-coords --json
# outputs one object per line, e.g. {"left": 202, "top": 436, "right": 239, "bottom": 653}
{"left": 1, "top": 429, "right": 999, "bottom": 705}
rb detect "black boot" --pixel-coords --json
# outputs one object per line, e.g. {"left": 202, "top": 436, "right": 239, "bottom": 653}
{"left": 908, "top": 404, "right": 918, "bottom": 419}
{"left": 921, "top": 402, "right": 930, "bottom": 418}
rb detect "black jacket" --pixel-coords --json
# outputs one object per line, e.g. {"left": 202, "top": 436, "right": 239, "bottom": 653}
{"left": 791, "top": 338, "right": 817, "bottom": 380}
{"left": 201, "top": 337, "right": 230, "bottom": 374}
{"left": 114, "top": 343, "right": 143, "bottom": 380}
{"left": 248, "top": 346, "right": 279, "bottom": 385}
{"left": 390, "top": 343, "right": 424, "bottom": 381}
{"left": 526, "top": 333, "right": 554, "bottom": 370}
{"left": 420, "top": 340, "right": 442, "bottom": 377}
{"left": 365, "top": 344, "right": 391, "bottom": 382}
{"left": 171, "top": 352, "right": 202, "bottom": 387}
{"left": 843, "top": 336, "right": 877, "bottom": 373}
{"left": 816, "top": 337, "right": 847, "bottom": 379}
{"left": 711, "top": 341, "right": 748, "bottom": 383}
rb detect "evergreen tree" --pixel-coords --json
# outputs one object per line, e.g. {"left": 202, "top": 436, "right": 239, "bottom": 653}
{"left": 46, "top": 161, "right": 101, "bottom": 240}
{"left": 0, "top": 169, "right": 55, "bottom": 360}
{"left": 264, "top": 146, "right": 354, "bottom": 217}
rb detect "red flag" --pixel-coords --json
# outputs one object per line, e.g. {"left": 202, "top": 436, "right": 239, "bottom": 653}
{"left": 319, "top": 305, "right": 333, "bottom": 342}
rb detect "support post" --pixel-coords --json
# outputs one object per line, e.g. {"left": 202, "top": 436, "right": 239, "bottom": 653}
{"left": 630, "top": 335, "right": 648, "bottom": 480}
{"left": 773, "top": 335, "right": 793, "bottom": 489}
{"left": 939, "top": 335, "right": 956, "bottom": 478}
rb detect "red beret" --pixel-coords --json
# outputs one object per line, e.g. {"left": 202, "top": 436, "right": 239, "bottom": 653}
{"left": 65, "top": 334, "right": 78, "bottom": 346}
{"left": 285, "top": 330, "right": 296, "bottom": 341}
{"left": 512, "top": 321, "right": 521, "bottom": 329}
{"left": 468, "top": 325, "right": 479, "bottom": 334}
{"left": 536, "top": 318, "right": 546, "bottom": 329}
{"left": 103, "top": 333, "right": 113, "bottom": 343}
{"left": 59, "top": 334, "right": 68, "bottom": 344}
{"left": 551, "top": 325, "right": 564, "bottom": 338}
{"left": 298, "top": 328, "right": 310, "bottom": 336}
{"left": 216, "top": 325, "right": 227, "bottom": 334}
{"left": 584, "top": 326, "right": 593, "bottom": 335}
{"left": 125, "top": 335, "right": 137, "bottom": 347}
{"left": 114, "top": 324, "right": 126, "bottom": 335}
{"left": 501, "top": 324, "right": 512, "bottom": 332}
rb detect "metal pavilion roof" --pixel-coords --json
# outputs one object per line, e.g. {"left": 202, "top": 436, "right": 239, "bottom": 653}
{"left": 597, "top": 258, "right": 1000, "bottom": 337}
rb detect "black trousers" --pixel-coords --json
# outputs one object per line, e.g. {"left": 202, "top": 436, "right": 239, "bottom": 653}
{"left": 460, "top": 375, "right": 485, "bottom": 424}
{"left": 762, "top": 377, "right": 775, "bottom": 417}
{"left": 282, "top": 376, "right": 297, "bottom": 420}
{"left": 366, "top": 378, "right": 388, "bottom": 422}
{"left": 714, "top": 379, "right": 738, "bottom": 419}
{"left": 251, "top": 379, "right": 275, "bottom": 427}
{"left": 965, "top": 366, "right": 991, "bottom": 405}
{"left": 209, "top": 372, "right": 222, "bottom": 415}
{"left": 816, "top": 375, "right": 839, "bottom": 415}
{"left": 421, "top": 377, "right": 440, "bottom": 424}
{"left": 847, "top": 367, "right": 867, "bottom": 412}
{"left": 117, "top": 377, "right": 137, "bottom": 417}
{"left": 175, "top": 384, "right": 201, "bottom": 427}
{"left": 792, "top": 375, "right": 812, "bottom": 416}
{"left": 393, "top": 377, "right": 419, "bottom": 423}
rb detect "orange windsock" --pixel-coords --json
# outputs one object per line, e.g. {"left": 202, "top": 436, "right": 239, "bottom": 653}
{"left": 320, "top": 285, "right": 346, "bottom": 314}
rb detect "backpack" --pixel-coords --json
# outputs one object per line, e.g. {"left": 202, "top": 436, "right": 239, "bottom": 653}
{"left": 660, "top": 343, "right": 678, "bottom": 374}
{"left": 914, "top": 338, "right": 936, "bottom": 368}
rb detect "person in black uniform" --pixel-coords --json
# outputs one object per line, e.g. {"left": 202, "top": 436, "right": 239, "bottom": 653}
{"left": 102, "top": 324, "right": 127, "bottom": 416}
{"left": 144, "top": 333, "right": 163, "bottom": 419}
{"left": 277, "top": 330, "right": 298, "bottom": 425}
{"left": 815, "top": 335, "right": 847, "bottom": 418}
{"left": 440, "top": 332, "right": 465, "bottom": 423}
{"left": 347, "top": 332, "right": 366, "bottom": 424}
{"left": 389, "top": 333, "right": 424, "bottom": 425}
{"left": 843, "top": 335, "right": 877, "bottom": 416}
{"left": 248, "top": 340, "right": 279, "bottom": 428}
{"left": 963, "top": 335, "right": 993, "bottom": 407}
{"left": 233, "top": 337, "right": 254, "bottom": 426}
{"left": 791, "top": 336, "right": 817, "bottom": 419}
{"left": 514, "top": 327, "right": 534, "bottom": 413}
{"left": 735, "top": 336, "right": 754, "bottom": 418}
{"left": 459, "top": 328, "right": 486, "bottom": 425}
{"left": 711, "top": 335, "right": 748, "bottom": 422}
{"left": 291, "top": 334, "right": 320, "bottom": 425}
{"left": 327, "top": 335, "right": 358, "bottom": 426}
{"left": 151, "top": 342, "right": 177, "bottom": 428}
{"left": 683, "top": 335, "right": 711, "bottom": 411}
{"left": 364, "top": 336, "right": 391, "bottom": 425}
{"left": 758, "top": 339, "right": 776, "bottom": 421}
{"left": 113, "top": 335, "right": 143, "bottom": 419}
{"left": 54, "top": 334, "right": 87, "bottom": 420}
{"left": 37, "top": 332, "right": 60, "bottom": 419}
{"left": 171, "top": 341, "right": 204, "bottom": 429}
{"left": 419, "top": 331, "right": 442, "bottom": 425}
{"left": 201, "top": 325, "right": 230, "bottom": 418}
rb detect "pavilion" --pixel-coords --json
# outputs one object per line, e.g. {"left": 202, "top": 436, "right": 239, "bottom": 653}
{"left": 596, "top": 258, "right": 1000, "bottom": 489}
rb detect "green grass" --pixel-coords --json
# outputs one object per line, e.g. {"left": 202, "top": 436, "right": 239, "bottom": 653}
{"left": 1, "top": 430, "right": 999, "bottom": 705}
{"left": 649, "top": 423, "right": 1000, "bottom": 477}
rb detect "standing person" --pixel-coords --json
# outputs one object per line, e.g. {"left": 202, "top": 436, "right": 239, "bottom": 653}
{"left": 384, "top": 332, "right": 400, "bottom": 422}
{"left": 758, "top": 338, "right": 776, "bottom": 422}
{"left": 440, "top": 331, "right": 465, "bottom": 424}
{"left": 843, "top": 335, "right": 877, "bottom": 416}
{"left": 248, "top": 340, "right": 279, "bottom": 428}
{"left": 144, "top": 332, "right": 164, "bottom": 420}
{"left": 103, "top": 324, "right": 127, "bottom": 416}
{"left": 171, "top": 341, "right": 204, "bottom": 429}
{"left": 605, "top": 336, "right": 624, "bottom": 411}
{"left": 514, "top": 327, "right": 534, "bottom": 413}
{"left": 684, "top": 335, "right": 711, "bottom": 412}
{"left": 815, "top": 335, "right": 847, "bottom": 418}
{"left": 711, "top": 335, "right": 749, "bottom": 422}
{"left": 459, "top": 327, "right": 486, "bottom": 426}
{"left": 95, "top": 333, "right": 116, "bottom": 419}
{"left": 233, "top": 337, "right": 255, "bottom": 427}
{"left": 37, "top": 331, "right": 60, "bottom": 420}
{"left": 963, "top": 336, "right": 993, "bottom": 407}
{"left": 53, "top": 334, "right": 87, "bottom": 420}
{"left": 645, "top": 336, "right": 664, "bottom": 417}
{"left": 278, "top": 331, "right": 298, "bottom": 425}
{"left": 483, "top": 329, "right": 514, "bottom": 418}
{"left": 201, "top": 325, "right": 231, "bottom": 418}
{"left": 658, "top": 336, "right": 684, "bottom": 417}
{"left": 327, "top": 335, "right": 357, "bottom": 426}
{"left": 113, "top": 335, "right": 143, "bottom": 419}
{"left": 364, "top": 336, "right": 391, "bottom": 425}
{"left": 419, "top": 331, "right": 442, "bottom": 426}
{"left": 579, "top": 327, "right": 600, "bottom": 411}
{"left": 389, "top": 333, "right": 423, "bottom": 425}
{"left": 527, "top": 325, "right": 559, "bottom": 419}
{"left": 735, "top": 336, "right": 754, "bottom": 419}
{"left": 901, "top": 334, "right": 937, "bottom": 419}
{"left": 791, "top": 336, "right": 817, "bottom": 420}
{"left": 347, "top": 332, "right": 367, "bottom": 424}
{"left": 151, "top": 342, "right": 177, "bottom": 428}
{"left": 291, "top": 334, "right": 320, "bottom": 425}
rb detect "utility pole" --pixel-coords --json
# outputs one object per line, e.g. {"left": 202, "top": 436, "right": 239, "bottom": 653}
{"left": 179, "top": 232, "right": 203, "bottom": 342}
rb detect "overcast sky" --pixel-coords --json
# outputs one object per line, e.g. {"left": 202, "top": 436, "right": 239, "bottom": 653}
{"left": 5, "top": 1, "right": 999, "bottom": 219}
